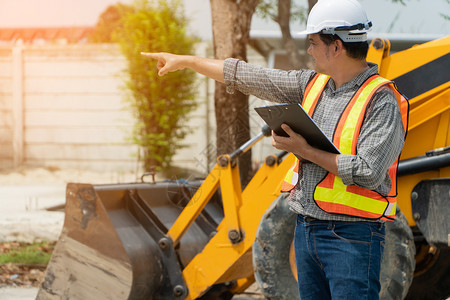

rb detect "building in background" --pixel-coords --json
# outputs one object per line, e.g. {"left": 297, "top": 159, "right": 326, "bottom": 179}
{"left": 0, "top": 27, "right": 94, "bottom": 45}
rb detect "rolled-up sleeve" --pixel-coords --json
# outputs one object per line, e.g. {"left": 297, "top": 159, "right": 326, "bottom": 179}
{"left": 337, "top": 88, "right": 405, "bottom": 194}
{"left": 223, "top": 58, "right": 314, "bottom": 104}
{"left": 224, "top": 58, "right": 240, "bottom": 94}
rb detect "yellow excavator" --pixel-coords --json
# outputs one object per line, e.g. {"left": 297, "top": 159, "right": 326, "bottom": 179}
{"left": 37, "top": 36, "right": 449, "bottom": 300}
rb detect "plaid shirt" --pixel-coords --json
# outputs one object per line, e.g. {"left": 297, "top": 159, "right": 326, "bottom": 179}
{"left": 224, "top": 58, "right": 405, "bottom": 222}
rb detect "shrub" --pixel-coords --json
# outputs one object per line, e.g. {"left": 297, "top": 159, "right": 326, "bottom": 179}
{"left": 95, "top": 0, "right": 198, "bottom": 171}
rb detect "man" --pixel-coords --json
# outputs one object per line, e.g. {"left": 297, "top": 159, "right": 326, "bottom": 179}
{"left": 142, "top": 0, "right": 408, "bottom": 298}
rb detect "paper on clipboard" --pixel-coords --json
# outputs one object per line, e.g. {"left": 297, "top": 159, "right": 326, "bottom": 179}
{"left": 255, "top": 103, "right": 340, "bottom": 154}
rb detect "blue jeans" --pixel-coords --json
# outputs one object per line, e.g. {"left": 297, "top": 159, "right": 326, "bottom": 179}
{"left": 294, "top": 214, "right": 385, "bottom": 300}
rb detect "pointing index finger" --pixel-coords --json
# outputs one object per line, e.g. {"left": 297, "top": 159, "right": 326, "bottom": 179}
{"left": 140, "top": 52, "right": 160, "bottom": 59}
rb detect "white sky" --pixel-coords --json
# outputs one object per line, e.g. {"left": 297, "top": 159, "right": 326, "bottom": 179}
{"left": 0, "top": 0, "right": 448, "bottom": 41}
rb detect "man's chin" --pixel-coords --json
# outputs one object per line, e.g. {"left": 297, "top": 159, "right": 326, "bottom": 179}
{"left": 314, "top": 67, "right": 330, "bottom": 76}
{"left": 312, "top": 61, "right": 320, "bottom": 73}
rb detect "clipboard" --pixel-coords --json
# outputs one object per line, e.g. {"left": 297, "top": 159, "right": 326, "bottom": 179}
{"left": 255, "top": 103, "right": 340, "bottom": 154}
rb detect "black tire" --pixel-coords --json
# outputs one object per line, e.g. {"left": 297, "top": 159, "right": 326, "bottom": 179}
{"left": 253, "top": 193, "right": 299, "bottom": 300}
{"left": 253, "top": 196, "right": 416, "bottom": 300}
{"left": 405, "top": 243, "right": 450, "bottom": 300}
{"left": 380, "top": 207, "right": 416, "bottom": 300}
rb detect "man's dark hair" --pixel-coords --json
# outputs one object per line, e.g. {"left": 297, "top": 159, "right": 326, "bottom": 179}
{"left": 319, "top": 33, "right": 369, "bottom": 60}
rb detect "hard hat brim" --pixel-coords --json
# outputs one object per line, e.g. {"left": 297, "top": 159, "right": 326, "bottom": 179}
{"left": 296, "top": 29, "right": 368, "bottom": 42}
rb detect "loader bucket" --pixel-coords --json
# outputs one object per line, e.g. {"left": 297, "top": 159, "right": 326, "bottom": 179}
{"left": 37, "top": 181, "right": 223, "bottom": 300}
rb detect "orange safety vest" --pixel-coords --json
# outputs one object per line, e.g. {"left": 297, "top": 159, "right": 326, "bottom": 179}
{"left": 281, "top": 73, "right": 409, "bottom": 221}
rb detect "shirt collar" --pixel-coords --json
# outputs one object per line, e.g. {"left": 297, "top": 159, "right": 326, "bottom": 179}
{"left": 352, "top": 62, "right": 379, "bottom": 87}
{"left": 329, "top": 62, "right": 379, "bottom": 92}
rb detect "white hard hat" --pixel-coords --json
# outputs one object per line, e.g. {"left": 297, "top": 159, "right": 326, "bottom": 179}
{"left": 300, "top": 0, "right": 372, "bottom": 42}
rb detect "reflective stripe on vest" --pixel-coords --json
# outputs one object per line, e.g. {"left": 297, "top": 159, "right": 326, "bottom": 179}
{"left": 302, "top": 74, "right": 330, "bottom": 114}
{"left": 280, "top": 159, "right": 301, "bottom": 191}
{"left": 280, "top": 74, "right": 330, "bottom": 192}
{"left": 281, "top": 73, "right": 409, "bottom": 221}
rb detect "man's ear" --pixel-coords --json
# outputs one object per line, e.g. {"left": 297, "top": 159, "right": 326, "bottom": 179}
{"left": 334, "top": 39, "right": 344, "bottom": 57}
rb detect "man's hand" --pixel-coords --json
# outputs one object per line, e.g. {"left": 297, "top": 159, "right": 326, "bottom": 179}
{"left": 141, "top": 52, "right": 187, "bottom": 76}
{"left": 272, "top": 124, "right": 310, "bottom": 158}
{"left": 272, "top": 124, "right": 340, "bottom": 175}
{"left": 141, "top": 52, "right": 225, "bottom": 82}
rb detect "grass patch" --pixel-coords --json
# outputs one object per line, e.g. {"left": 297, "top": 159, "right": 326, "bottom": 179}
{"left": 0, "top": 241, "right": 55, "bottom": 265}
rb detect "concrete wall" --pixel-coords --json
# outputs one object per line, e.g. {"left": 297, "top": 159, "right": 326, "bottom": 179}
{"left": 0, "top": 43, "right": 211, "bottom": 173}
{"left": 0, "top": 47, "right": 13, "bottom": 168}
{"left": 0, "top": 42, "right": 273, "bottom": 176}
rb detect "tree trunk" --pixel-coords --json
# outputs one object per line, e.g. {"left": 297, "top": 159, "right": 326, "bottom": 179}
{"left": 210, "top": 0, "right": 259, "bottom": 187}
{"left": 307, "top": 0, "right": 316, "bottom": 13}
{"left": 276, "top": 0, "right": 317, "bottom": 69}
{"left": 277, "top": 0, "right": 303, "bottom": 69}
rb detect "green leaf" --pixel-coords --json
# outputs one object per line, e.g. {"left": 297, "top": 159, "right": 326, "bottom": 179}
{"left": 100, "top": 0, "right": 198, "bottom": 170}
